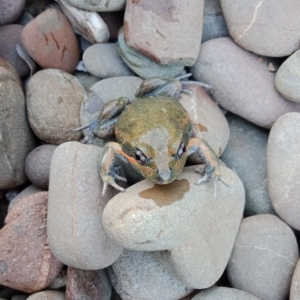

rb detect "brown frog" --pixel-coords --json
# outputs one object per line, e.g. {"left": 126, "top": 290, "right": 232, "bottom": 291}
{"left": 75, "top": 74, "right": 227, "bottom": 195}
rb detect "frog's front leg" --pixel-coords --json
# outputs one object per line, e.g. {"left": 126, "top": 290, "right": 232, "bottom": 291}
{"left": 100, "top": 142, "right": 136, "bottom": 195}
{"left": 187, "top": 138, "right": 228, "bottom": 196}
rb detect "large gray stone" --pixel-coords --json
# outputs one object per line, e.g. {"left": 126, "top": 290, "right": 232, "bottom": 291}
{"left": 267, "top": 112, "right": 300, "bottom": 230}
{"left": 0, "top": 67, "right": 36, "bottom": 189}
{"left": 191, "top": 38, "right": 300, "bottom": 129}
{"left": 227, "top": 214, "right": 299, "bottom": 300}
{"left": 103, "top": 165, "right": 245, "bottom": 288}
{"left": 221, "top": 113, "right": 274, "bottom": 216}
{"left": 48, "top": 141, "right": 124, "bottom": 269}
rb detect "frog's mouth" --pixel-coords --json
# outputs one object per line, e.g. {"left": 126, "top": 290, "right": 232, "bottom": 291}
{"left": 156, "top": 169, "right": 172, "bottom": 184}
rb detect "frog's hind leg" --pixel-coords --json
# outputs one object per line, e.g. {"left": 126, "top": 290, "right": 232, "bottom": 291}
{"left": 187, "top": 137, "right": 228, "bottom": 197}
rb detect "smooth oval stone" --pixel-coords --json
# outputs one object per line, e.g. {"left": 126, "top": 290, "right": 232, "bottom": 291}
{"left": 0, "top": 0, "right": 25, "bottom": 25}
{"left": 191, "top": 38, "right": 300, "bottom": 129}
{"left": 65, "top": 0, "right": 125, "bottom": 11}
{"left": 221, "top": 113, "right": 274, "bottom": 216}
{"left": 0, "top": 24, "right": 30, "bottom": 77}
{"left": 124, "top": 0, "right": 204, "bottom": 66}
{"left": 66, "top": 267, "right": 111, "bottom": 300}
{"left": 220, "top": 0, "right": 300, "bottom": 57}
{"left": 83, "top": 43, "right": 133, "bottom": 78}
{"left": 22, "top": 9, "right": 80, "bottom": 73}
{"left": 267, "top": 112, "right": 300, "bottom": 230}
{"left": 227, "top": 214, "right": 299, "bottom": 300}
{"left": 108, "top": 249, "right": 193, "bottom": 300}
{"left": 180, "top": 85, "right": 229, "bottom": 161}
{"left": 103, "top": 165, "right": 245, "bottom": 288}
{"left": 27, "top": 291, "right": 65, "bottom": 300}
{"left": 25, "top": 145, "right": 57, "bottom": 189}
{"left": 118, "top": 31, "right": 185, "bottom": 79}
{"left": 275, "top": 50, "right": 300, "bottom": 103}
{"left": 0, "top": 68, "right": 36, "bottom": 189}
{"left": 291, "top": 259, "right": 300, "bottom": 300}
{"left": 26, "top": 69, "right": 85, "bottom": 145}
{"left": 192, "top": 286, "right": 261, "bottom": 300}
{"left": 48, "top": 141, "right": 124, "bottom": 269}
{"left": 0, "top": 192, "right": 63, "bottom": 292}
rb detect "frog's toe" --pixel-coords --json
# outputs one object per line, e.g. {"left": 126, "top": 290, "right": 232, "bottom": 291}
{"left": 114, "top": 174, "right": 127, "bottom": 182}
{"left": 101, "top": 176, "right": 126, "bottom": 196}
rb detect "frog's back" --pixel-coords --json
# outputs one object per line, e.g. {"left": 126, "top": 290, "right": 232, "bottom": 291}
{"left": 115, "top": 96, "right": 191, "bottom": 145}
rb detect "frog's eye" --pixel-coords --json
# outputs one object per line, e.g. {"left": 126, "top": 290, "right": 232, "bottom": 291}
{"left": 177, "top": 142, "right": 186, "bottom": 158}
{"left": 135, "top": 148, "right": 147, "bottom": 164}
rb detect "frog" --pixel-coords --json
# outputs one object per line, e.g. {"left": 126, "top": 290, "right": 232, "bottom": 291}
{"left": 75, "top": 73, "right": 227, "bottom": 196}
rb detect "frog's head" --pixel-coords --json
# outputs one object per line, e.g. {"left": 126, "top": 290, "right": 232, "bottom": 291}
{"left": 122, "top": 126, "right": 190, "bottom": 184}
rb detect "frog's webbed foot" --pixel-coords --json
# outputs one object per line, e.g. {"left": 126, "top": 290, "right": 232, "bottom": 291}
{"left": 188, "top": 137, "right": 228, "bottom": 197}
{"left": 101, "top": 171, "right": 127, "bottom": 196}
{"left": 74, "top": 118, "right": 97, "bottom": 144}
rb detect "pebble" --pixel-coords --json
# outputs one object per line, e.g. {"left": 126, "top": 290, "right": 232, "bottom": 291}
{"left": 191, "top": 37, "right": 300, "bottom": 128}
{"left": 179, "top": 85, "right": 230, "bottom": 163}
{"left": 99, "top": 11, "right": 124, "bottom": 40}
{"left": 227, "top": 214, "right": 299, "bottom": 300}
{"left": 8, "top": 185, "right": 43, "bottom": 211}
{"left": 267, "top": 112, "right": 300, "bottom": 230}
{"left": 221, "top": 113, "right": 275, "bottom": 216}
{"left": 27, "top": 291, "right": 65, "bottom": 300}
{"left": 291, "top": 259, "right": 300, "bottom": 300}
{"left": 0, "top": 67, "right": 36, "bottom": 189}
{"left": 202, "top": 0, "right": 229, "bottom": 43}
{"left": 66, "top": 267, "right": 112, "bottom": 300}
{"left": 48, "top": 141, "right": 124, "bottom": 269}
{"left": 22, "top": 9, "right": 80, "bottom": 73}
{"left": 83, "top": 43, "right": 134, "bottom": 78}
{"left": 46, "top": 268, "right": 67, "bottom": 289}
{"left": 25, "top": 144, "right": 57, "bottom": 189}
{"left": 124, "top": 0, "right": 204, "bottom": 66}
{"left": 0, "top": 0, "right": 25, "bottom": 25}
{"left": 26, "top": 69, "right": 85, "bottom": 145}
{"left": 107, "top": 249, "right": 193, "bottom": 300}
{"left": 275, "top": 50, "right": 300, "bottom": 103}
{"left": 220, "top": 0, "right": 300, "bottom": 57}
{"left": 0, "top": 192, "right": 63, "bottom": 292}
{"left": 103, "top": 165, "right": 245, "bottom": 288}
{"left": 0, "top": 24, "right": 30, "bottom": 77}
{"left": 74, "top": 71, "right": 100, "bottom": 90}
{"left": 65, "top": 0, "right": 126, "bottom": 12}
{"left": 192, "top": 286, "right": 261, "bottom": 299}
{"left": 118, "top": 30, "right": 185, "bottom": 79}
{"left": 0, "top": 58, "right": 22, "bottom": 85}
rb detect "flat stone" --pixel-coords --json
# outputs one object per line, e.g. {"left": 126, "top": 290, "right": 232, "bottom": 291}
{"left": 191, "top": 38, "right": 300, "bottom": 129}
{"left": 275, "top": 50, "right": 300, "bottom": 103}
{"left": 267, "top": 112, "right": 300, "bottom": 230}
{"left": 0, "top": 67, "right": 36, "bottom": 189}
{"left": 27, "top": 291, "right": 65, "bottom": 300}
{"left": 66, "top": 267, "right": 111, "bottom": 300}
{"left": 221, "top": 113, "right": 274, "bottom": 216}
{"left": 220, "top": 0, "right": 300, "bottom": 57}
{"left": 118, "top": 31, "right": 185, "bottom": 79}
{"left": 65, "top": 0, "right": 126, "bottom": 11}
{"left": 291, "top": 259, "right": 300, "bottom": 300}
{"left": 25, "top": 145, "right": 57, "bottom": 189}
{"left": 0, "top": 25, "right": 30, "bottom": 77}
{"left": 227, "top": 214, "right": 299, "bottom": 300}
{"left": 26, "top": 69, "right": 85, "bottom": 145}
{"left": 124, "top": 0, "right": 204, "bottom": 66}
{"left": 179, "top": 85, "right": 230, "bottom": 163}
{"left": 22, "top": 9, "right": 80, "bottom": 73}
{"left": 48, "top": 141, "right": 124, "bottom": 269}
{"left": 83, "top": 43, "right": 133, "bottom": 78}
{"left": 0, "top": 0, "right": 25, "bottom": 25}
{"left": 0, "top": 192, "right": 63, "bottom": 292}
{"left": 103, "top": 165, "right": 245, "bottom": 288}
{"left": 107, "top": 249, "right": 193, "bottom": 300}
{"left": 192, "top": 286, "right": 261, "bottom": 300}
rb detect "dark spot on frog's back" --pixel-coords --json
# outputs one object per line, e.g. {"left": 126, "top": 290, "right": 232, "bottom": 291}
{"left": 139, "top": 179, "right": 189, "bottom": 207}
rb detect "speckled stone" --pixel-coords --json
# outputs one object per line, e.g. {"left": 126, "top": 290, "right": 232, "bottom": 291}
{"left": 267, "top": 112, "right": 300, "bottom": 230}
{"left": 227, "top": 214, "right": 299, "bottom": 300}
{"left": 191, "top": 37, "right": 300, "bottom": 128}
{"left": 48, "top": 141, "right": 124, "bottom": 269}
{"left": 221, "top": 113, "right": 274, "bottom": 216}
